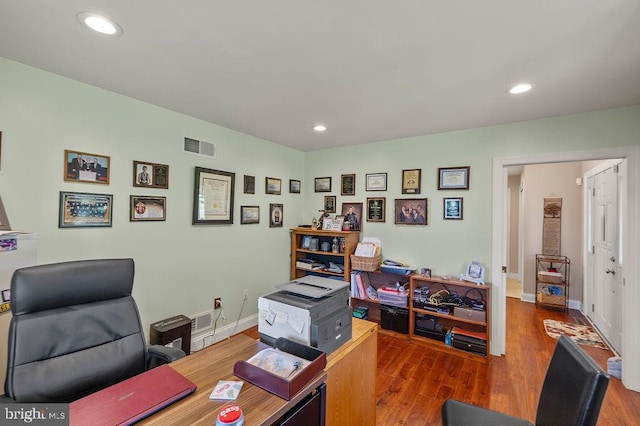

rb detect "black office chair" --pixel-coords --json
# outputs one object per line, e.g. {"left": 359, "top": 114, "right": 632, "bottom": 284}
{"left": 2, "top": 258, "right": 185, "bottom": 403}
{"left": 442, "top": 335, "right": 609, "bottom": 426}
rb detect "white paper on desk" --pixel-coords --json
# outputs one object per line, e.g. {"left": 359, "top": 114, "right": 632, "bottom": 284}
{"left": 355, "top": 243, "right": 376, "bottom": 257}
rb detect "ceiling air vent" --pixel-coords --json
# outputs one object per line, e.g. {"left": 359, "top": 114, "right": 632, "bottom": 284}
{"left": 183, "top": 137, "right": 216, "bottom": 159}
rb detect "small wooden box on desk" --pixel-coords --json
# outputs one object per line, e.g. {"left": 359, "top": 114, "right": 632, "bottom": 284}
{"left": 409, "top": 275, "right": 491, "bottom": 363}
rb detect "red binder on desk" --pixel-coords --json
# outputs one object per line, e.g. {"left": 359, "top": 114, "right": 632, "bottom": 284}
{"left": 69, "top": 364, "right": 196, "bottom": 425}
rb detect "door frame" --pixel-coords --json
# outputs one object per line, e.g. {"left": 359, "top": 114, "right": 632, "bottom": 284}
{"left": 491, "top": 145, "right": 639, "bottom": 390}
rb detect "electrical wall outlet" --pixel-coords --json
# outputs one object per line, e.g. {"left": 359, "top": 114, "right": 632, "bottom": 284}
{"left": 214, "top": 297, "right": 222, "bottom": 310}
{"left": 243, "top": 289, "right": 249, "bottom": 301}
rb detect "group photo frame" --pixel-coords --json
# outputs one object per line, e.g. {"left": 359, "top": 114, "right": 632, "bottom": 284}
{"left": 64, "top": 149, "right": 110, "bottom": 184}
{"left": 59, "top": 191, "right": 113, "bottom": 228}
{"left": 394, "top": 198, "right": 427, "bottom": 225}
{"left": 133, "top": 161, "right": 169, "bottom": 189}
{"left": 192, "top": 167, "right": 235, "bottom": 225}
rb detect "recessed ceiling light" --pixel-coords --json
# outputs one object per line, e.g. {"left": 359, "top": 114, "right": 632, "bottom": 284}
{"left": 312, "top": 124, "right": 327, "bottom": 132}
{"left": 507, "top": 83, "right": 533, "bottom": 94}
{"left": 77, "top": 12, "right": 123, "bottom": 36}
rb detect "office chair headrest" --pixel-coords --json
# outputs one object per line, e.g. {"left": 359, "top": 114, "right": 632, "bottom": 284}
{"left": 10, "top": 258, "right": 135, "bottom": 316}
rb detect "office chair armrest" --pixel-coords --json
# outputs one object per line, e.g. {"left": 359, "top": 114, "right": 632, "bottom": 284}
{"left": 147, "top": 345, "right": 186, "bottom": 369}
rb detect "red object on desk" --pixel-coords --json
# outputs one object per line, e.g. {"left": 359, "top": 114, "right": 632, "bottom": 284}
{"left": 69, "top": 364, "right": 196, "bottom": 425}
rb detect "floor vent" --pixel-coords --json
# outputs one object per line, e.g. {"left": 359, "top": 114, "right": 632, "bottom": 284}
{"left": 190, "top": 311, "right": 213, "bottom": 335}
{"left": 183, "top": 137, "right": 216, "bottom": 159}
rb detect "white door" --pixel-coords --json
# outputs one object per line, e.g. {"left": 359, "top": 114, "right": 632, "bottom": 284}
{"left": 587, "top": 163, "right": 622, "bottom": 351}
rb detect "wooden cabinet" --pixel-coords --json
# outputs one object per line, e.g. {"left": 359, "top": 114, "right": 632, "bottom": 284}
{"left": 535, "top": 254, "right": 570, "bottom": 311}
{"left": 290, "top": 227, "right": 359, "bottom": 282}
{"left": 409, "top": 275, "right": 490, "bottom": 363}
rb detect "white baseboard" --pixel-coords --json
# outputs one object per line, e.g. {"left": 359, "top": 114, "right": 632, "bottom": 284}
{"left": 520, "top": 293, "right": 581, "bottom": 311}
{"left": 190, "top": 314, "right": 258, "bottom": 353}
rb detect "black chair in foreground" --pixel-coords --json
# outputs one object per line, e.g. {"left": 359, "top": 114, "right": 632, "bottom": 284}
{"left": 442, "top": 335, "right": 609, "bottom": 426}
{"left": 2, "top": 258, "right": 185, "bottom": 403}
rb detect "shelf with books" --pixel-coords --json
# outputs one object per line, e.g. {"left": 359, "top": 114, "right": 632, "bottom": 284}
{"left": 290, "top": 228, "right": 360, "bottom": 283}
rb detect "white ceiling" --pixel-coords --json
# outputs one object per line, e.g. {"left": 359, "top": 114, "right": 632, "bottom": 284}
{"left": 1, "top": 1, "right": 639, "bottom": 152}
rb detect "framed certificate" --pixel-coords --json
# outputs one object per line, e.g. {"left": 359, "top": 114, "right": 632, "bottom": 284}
{"left": 192, "top": 167, "right": 235, "bottom": 225}
{"left": 438, "top": 166, "right": 470, "bottom": 190}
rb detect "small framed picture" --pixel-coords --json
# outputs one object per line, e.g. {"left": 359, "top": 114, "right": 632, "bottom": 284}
{"left": 244, "top": 175, "right": 255, "bottom": 194}
{"left": 314, "top": 177, "right": 332, "bottom": 193}
{"left": 402, "top": 169, "right": 421, "bottom": 194}
{"left": 289, "top": 179, "right": 301, "bottom": 194}
{"left": 302, "top": 235, "right": 312, "bottom": 249}
{"left": 265, "top": 177, "right": 282, "bottom": 195}
{"left": 324, "top": 195, "right": 337, "bottom": 213}
{"left": 366, "top": 173, "right": 387, "bottom": 191}
{"left": 438, "top": 166, "right": 470, "bottom": 190}
{"left": 366, "top": 197, "right": 386, "bottom": 222}
{"left": 395, "top": 198, "right": 427, "bottom": 225}
{"left": 1, "top": 289, "right": 10, "bottom": 303}
{"left": 59, "top": 191, "right": 113, "bottom": 228}
{"left": 443, "top": 197, "right": 463, "bottom": 220}
{"left": 341, "top": 202, "right": 363, "bottom": 231}
{"left": 269, "top": 203, "right": 283, "bottom": 227}
{"left": 64, "top": 150, "right": 110, "bottom": 184}
{"left": 130, "top": 196, "right": 166, "bottom": 221}
{"left": 133, "top": 161, "right": 169, "bottom": 189}
{"left": 341, "top": 174, "right": 356, "bottom": 196}
{"left": 240, "top": 205, "right": 260, "bottom": 224}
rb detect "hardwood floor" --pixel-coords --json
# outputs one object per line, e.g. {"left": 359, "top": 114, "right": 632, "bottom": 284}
{"left": 375, "top": 297, "right": 640, "bottom": 425}
{"left": 241, "top": 298, "right": 640, "bottom": 424}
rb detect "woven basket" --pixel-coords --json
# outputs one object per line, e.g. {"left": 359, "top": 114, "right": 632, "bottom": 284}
{"left": 537, "top": 292, "right": 565, "bottom": 306}
{"left": 350, "top": 255, "right": 381, "bottom": 272}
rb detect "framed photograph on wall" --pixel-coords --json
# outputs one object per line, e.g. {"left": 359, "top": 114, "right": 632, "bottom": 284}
{"left": 402, "top": 169, "right": 421, "bottom": 194}
{"left": 366, "top": 197, "right": 386, "bottom": 222}
{"left": 133, "top": 161, "right": 169, "bottom": 189}
{"left": 265, "top": 177, "right": 282, "bottom": 195}
{"left": 341, "top": 202, "right": 363, "bottom": 231}
{"left": 365, "top": 173, "right": 387, "bottom": 191}
{"left": 64, "top": 150, "right": 110, "bottom": 184}
{"left": 394, "top": 198, "right": 427, "bottom": 225}
{"left": 192, "top": 167, "right": 235, "bottom": 225}
{"left": 130, "top": 196, "right": 166, "bottom": 221}
{"left": 241, "top": 205, "right": 260, "bottom": 224}
{"left": 59, "top": 191, "right": 113, "bottom": 228}
{"left": 289, "top": 179, "right": 301, "bottom": 194}
{"left": 438, "top": 166, "right": 470, "bottom": 190}
{"left": 244, "top": 175, "right": 255, "bottom": 194}
{"left": 314, "top": 177, "right": 332, "bottom": 192}
{"left": 341, "top": 174, "right": 356, "bottom": 196}
{"left": 443, "top": 197, "right": 463, "bottom": 220}
{"left": 324, "top": 195, "right": 336, "bottom": 213}
{"left": 269, "top": 203, "right": 283, "bottom": 227}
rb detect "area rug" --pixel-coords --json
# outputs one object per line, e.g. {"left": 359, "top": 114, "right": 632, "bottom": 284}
{"left": 543, "top": 319, "right": 609, "bottom": 350}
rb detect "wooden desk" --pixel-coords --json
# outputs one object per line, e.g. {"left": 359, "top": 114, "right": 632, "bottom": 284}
{"left": 140, "top": 317, "right": 377, "bottom": 425}
{"left": 139, "top": 335, "right": 326, "bottom": 425}
{"left": 325, "top": 318, "right": 378, "bottom": 426}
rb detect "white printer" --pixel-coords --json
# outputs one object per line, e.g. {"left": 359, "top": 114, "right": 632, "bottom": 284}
{"left": 258, "top": 275, "right": 352, "bottom": 354}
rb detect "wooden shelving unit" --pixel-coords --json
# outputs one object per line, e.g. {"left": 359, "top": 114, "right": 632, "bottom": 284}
{"left": 290, "top": 227, "right": 360, "bottom": 283}
{"left": 535, "top": 254, "right": 570, "bottom": 311}
{"left": 409, "top": 275, "right": 490, "bottom": 363}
